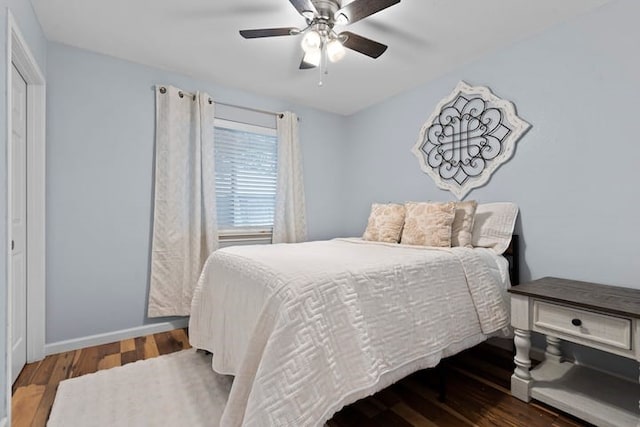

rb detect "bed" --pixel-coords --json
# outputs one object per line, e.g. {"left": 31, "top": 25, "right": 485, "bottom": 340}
{"left": 189, "top": 220, "right": 519, "bottom": 426}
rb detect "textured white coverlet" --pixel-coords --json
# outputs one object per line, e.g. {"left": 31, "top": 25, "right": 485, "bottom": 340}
{"left": 189, "top": 239, "right": 510, "bottom": 426}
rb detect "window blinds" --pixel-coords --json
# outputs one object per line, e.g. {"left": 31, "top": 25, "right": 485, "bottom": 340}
{"left": 214, "top": 122, "right": 278, "bottom": 233}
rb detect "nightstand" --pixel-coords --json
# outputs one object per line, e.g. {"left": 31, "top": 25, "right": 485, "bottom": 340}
{"left": 508, "top": 277, "right": 640, "bottom": 427}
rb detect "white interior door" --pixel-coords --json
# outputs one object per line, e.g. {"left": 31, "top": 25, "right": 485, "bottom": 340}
{"left": 11, "top": 63, "right": 28, "bottom": 382}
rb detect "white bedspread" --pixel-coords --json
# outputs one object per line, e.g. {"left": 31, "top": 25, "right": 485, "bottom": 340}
{"left": 189, "top": 239, "right": 510, "bottom": 426}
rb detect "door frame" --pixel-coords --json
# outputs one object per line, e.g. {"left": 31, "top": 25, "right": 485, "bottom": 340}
{"left": 4, "top": 9, "right": 46, "bottom": 422}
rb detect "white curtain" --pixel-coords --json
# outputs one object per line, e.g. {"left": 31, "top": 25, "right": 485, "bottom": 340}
{"left": 272, "top": 112, "right": 307, "bottom": 243}
{"left": 148, "top": 85, "right": 218, "bottom": 317}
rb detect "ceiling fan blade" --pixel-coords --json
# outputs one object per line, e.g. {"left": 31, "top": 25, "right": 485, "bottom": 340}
{"left": 239, "top": 27, "right": 299, "bottom": 39}
{"left": 336, "top": 0, "right": 400, "bottom": 25}
{"left": 341, "top": 31, "right": 388, "bottom": 58}
{"left": 289, "top": 0, "right": 317, "bottom": 19}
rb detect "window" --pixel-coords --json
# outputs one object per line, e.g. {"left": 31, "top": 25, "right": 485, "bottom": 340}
{"left": 214, "top": 119, "right": 277, "bottom": 242}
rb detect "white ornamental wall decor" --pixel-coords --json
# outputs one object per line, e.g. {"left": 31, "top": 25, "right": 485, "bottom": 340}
{"left": 412, "top": 81, "right": 530, "bottom": 199}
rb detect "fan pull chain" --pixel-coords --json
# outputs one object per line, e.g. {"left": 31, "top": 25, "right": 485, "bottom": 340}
{"left": 324, "top": 46, "right": 329, "bottom": 76}
{"left": 318, "top": 44, "right": 324, "bottom": 87}
{"left": 318, "top": 43, "right": 329, "bottom": 87}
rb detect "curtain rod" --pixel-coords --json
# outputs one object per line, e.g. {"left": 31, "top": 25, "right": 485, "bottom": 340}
{"left": 216, "top": 101, "right": 286, "bottom": 119}
{"left": 158, "top": 86, "right": 291, "bottom": 119}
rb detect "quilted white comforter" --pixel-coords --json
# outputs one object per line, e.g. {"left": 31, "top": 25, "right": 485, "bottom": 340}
{"left": 189, "top": 238, "right": 510, "bottom": 426}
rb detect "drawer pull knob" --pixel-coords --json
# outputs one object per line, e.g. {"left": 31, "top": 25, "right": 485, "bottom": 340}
{"left": 571, "top": 318, "right": 582, "bottom": 326}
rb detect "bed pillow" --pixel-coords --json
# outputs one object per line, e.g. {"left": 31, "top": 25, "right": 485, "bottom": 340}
{"left": 362, "top": 203, "right": 406, "bottom": 243}
{"left": 451, "top": 200, "right": 478, "bottom": 248}
{"left": 401, "top": 202, "right": 456, "bottom": 247}
{"left": 471, "top": 202, "right": 519, "bottom": 254}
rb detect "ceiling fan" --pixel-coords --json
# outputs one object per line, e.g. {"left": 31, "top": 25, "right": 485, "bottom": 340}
{"left": 239, "top": 0, "right": 401, "bottom": 72}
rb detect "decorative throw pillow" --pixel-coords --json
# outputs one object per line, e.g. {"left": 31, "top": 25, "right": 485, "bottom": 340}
{"left": 401, "top": 202, "right": 456, "bottom": 247}
{"left": 471, "top": 202, "right": 519, "bottom": 254}
{"left": 451, "top": 200, "right": 478, "bottom": 247}
{"left": 362, "top": 203, "right": 406, "bottom": 243}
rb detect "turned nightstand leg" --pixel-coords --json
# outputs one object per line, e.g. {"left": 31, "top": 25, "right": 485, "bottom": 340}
{"left": 511, "top": 328, "right": 532, "bottom": 401}
{"left": 545, "top": 336, "right": 563, "bottom": 363}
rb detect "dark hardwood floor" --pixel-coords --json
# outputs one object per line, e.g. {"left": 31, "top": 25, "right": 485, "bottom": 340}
{"left": 12, "top": 329, "right": 589, "bottom": 427}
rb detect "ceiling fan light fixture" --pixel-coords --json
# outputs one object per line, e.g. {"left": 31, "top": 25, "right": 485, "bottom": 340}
{"left": 303, "top": 47, "right": 322, "bottom": 67}
{"left": 326, "top": 38, "right": 346, "bottom": 63}
{"left": 239, "top": 0, "right": 401, "bottom": 77}
{"left": 301, "top": 30, "right": 321, "bottom": 52}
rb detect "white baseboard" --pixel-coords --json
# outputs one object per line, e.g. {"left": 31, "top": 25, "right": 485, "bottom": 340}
{"left": 44, "top": 319, "right": 189, "bottom": 356}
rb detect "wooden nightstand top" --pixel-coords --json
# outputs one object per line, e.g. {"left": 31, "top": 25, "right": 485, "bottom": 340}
{"left": 508, "top": 276, "right": 640, "bottom": 319}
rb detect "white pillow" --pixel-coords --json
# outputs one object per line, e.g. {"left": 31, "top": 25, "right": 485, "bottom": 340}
{"left": 362, "top": 203, "right": 406, "bottom": 243}
{"left": 451, "top": 200, "right": 478, "bottom": 248}
{"left": 471, "top": 203, "right": 519, "bottom": 254}
{"left": 401, "top": 202, "right": 456, "bottom": 247}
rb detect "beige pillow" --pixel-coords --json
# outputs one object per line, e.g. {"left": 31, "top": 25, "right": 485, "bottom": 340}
{"left": 401, "top": 202, "right": 456, "bottom": 247}
{"left": 471, "top": 202, "right": 519, "bottom": 254}
{"left": 451, "top": 200, "right": 478, "bottom": 247}
{"left": 362, "top": 203, "right": 406, "bottom": 243}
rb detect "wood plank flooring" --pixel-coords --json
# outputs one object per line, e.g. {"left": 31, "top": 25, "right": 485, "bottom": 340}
{"left": 12, "top": 329, "right": 590, "bottom": 427}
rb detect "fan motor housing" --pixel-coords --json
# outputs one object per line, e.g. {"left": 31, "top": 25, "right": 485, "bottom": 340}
{"left": 311, "top": 0, "right": 341, "bottom": 20}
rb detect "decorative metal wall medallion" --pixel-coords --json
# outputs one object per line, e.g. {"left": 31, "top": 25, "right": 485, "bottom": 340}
{"left": 411, "top": 81, "right": 530, "bottom": 199}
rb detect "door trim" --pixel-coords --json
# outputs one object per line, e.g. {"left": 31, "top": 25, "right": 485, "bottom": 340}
{"left": 5, "top": 9, "right": 46, "bottom": 422}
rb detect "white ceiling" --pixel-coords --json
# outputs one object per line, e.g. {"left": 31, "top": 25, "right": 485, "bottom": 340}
{"left": 32, "top": 0, "right": 611, "bottom": 115}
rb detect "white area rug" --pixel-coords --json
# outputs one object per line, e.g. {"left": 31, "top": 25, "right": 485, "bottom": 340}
{"left": 47, "top": 349, "right": 233, "bottom": 427}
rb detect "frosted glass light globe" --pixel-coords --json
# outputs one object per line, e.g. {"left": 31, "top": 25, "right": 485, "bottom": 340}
{"left": 327, "top": 39, "right": 346, "bottom": 63}
{"left": 303, "top": 47, "right": 322, "bottom": 67}
{"left": 301, "top": 31, "right": 321, "bottom": 52}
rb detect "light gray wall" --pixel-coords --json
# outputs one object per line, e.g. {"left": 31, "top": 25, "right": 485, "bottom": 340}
{"left": 343, "top": 0, "right": 639, "bottom": 287}
{"left": 0, "top": 0, "right": 47, "bottom": 418}
{"left": 45, "top": 42, "right": 348, "bottom": 344}
{"left": 342, "top": 0, "right": 640, "bottom": 378}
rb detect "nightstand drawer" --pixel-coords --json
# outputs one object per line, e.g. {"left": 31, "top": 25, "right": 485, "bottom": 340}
{"left": 533, "top": 300, "right": 631, "bottom": 350}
